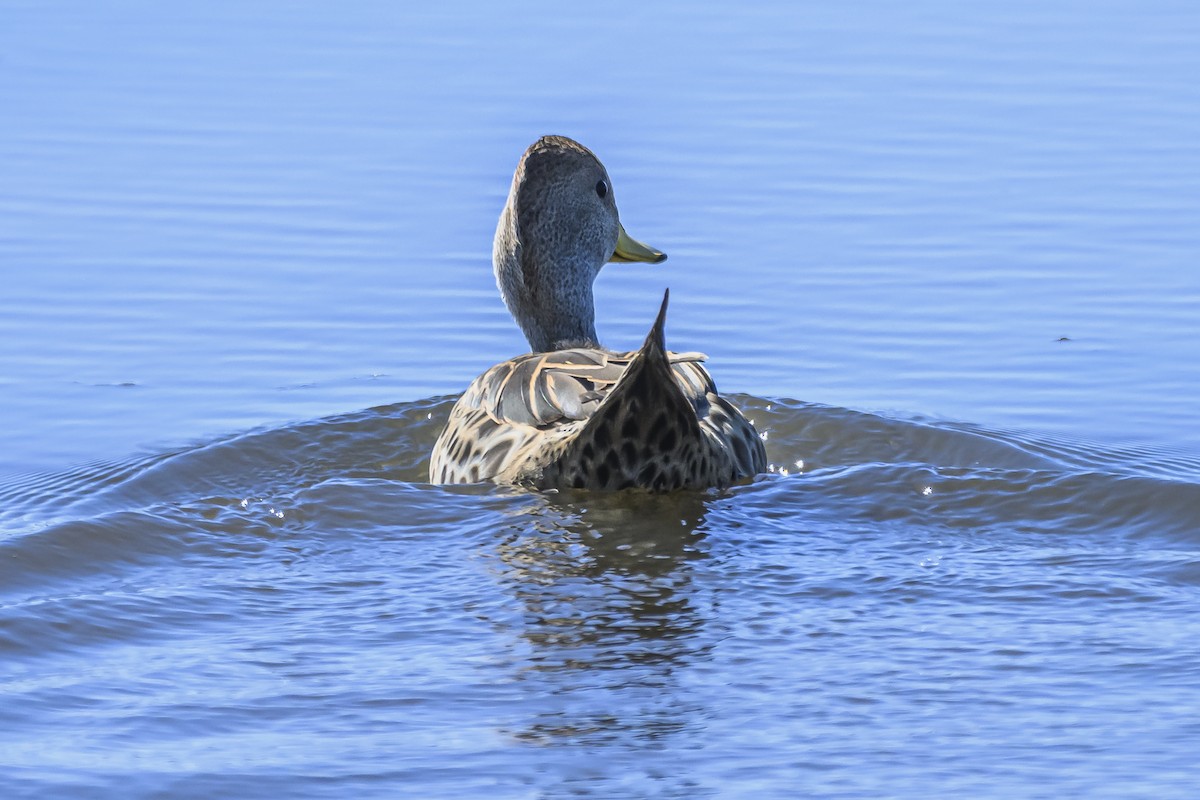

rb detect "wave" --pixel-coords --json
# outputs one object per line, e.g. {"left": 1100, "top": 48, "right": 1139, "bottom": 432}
{"left": 2, "top": 395, "right": 1197, "bottom": 551}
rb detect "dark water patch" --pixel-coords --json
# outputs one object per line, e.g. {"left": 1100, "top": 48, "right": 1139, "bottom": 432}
{"left": 755, "top": 462, "right": 1200, "bottom": 542}
{"left": 0, "top": 450, "right": 182, "bottom": 533}
{"left": 747, "top": 396, "right": 1064, "bottom": 473}
{"left": 749, "top": 395, "right": 1200, "bottom": 483}
{"left": 738, "top": 397, "right": 1200, "bottom": 545}
{"left": 940, "top": 419, "right": 1200, "bottom": 485}
{"left": 0, "top": 397, "right": 454, "bottom": 537}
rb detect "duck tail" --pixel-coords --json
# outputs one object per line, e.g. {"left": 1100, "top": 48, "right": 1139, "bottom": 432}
{"left": 643, "top": 286, "right": 671, "bottom": 359}
{"left": 547, "top": 289, "right": 703, "bottom": 491}
{"left": 603, "top": 289, "right": 687, "bottom": 419}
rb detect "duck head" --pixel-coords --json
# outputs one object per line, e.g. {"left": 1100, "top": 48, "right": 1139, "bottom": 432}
{"left": 493, "top": 135, "right": 666, "bottom": 353}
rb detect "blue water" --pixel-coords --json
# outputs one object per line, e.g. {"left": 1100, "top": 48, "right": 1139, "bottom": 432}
{"left": 2, "top": 1, "right": 1199, "bottom": 797}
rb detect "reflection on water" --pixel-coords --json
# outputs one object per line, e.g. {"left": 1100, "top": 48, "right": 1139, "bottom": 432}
{"left": 491, "top": 491, "right": 712, "bottom": 749}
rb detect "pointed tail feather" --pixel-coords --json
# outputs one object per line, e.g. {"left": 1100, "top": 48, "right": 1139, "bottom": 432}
{"left": 544, "top": 289, "right": 705, "bottom": 491}
{"left": 608, "top": 288, "right": 684, "bottom": 417}
{"left": 642, "top": 287, "right": 670, "bottom": 357}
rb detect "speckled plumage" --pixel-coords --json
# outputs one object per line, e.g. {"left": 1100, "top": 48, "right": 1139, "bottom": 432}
{"left": 430, "top": 136, "right": 766, "bottom": 491}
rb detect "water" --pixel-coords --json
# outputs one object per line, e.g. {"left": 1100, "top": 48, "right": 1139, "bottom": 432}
{"left": 2, "top": 1, "right": 1199, "bottom": 797}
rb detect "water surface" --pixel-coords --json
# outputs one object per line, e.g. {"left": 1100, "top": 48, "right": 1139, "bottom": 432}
{"left": 2, "top": 1, "right": 1199, "bottom": 797}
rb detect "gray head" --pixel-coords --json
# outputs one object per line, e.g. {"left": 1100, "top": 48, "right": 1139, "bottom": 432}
{"left": 493, "top": 135, "right": 666, "bottom": 353}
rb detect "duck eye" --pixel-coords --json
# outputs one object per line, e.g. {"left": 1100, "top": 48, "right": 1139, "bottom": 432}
{"left": 595, "top": 180, "right": 608, "bottom": 198}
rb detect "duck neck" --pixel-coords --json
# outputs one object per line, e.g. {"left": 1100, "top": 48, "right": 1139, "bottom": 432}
{"left": 522, "top": 291, "right": 599, "bottom": 353}
{"left": 493, "top": 204, "right": 601, "bottom": 353}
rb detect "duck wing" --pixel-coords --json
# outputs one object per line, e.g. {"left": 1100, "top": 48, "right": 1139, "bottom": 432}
{"left": 429, "top": 347, "right": 649, "bottom": 484}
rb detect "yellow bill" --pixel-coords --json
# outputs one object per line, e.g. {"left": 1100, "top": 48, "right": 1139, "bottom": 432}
{"left": 610, "top": 224, "right": 667, "bottom": 264}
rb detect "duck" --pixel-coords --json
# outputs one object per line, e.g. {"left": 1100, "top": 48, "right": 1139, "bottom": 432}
{"left": 429, "top": 135, "right": 766, "bottom": 491}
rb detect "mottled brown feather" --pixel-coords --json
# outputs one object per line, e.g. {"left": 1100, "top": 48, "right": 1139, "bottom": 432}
{"left": 430, "top": 290, "right": 766, "bottom": 490}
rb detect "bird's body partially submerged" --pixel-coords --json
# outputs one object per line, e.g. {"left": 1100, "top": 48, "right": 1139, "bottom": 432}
{"left": 430, "top": 291, "right": 765, "bottom": 490}
{"left": 430, "top": 136, "right": 765, "bottom": 491}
